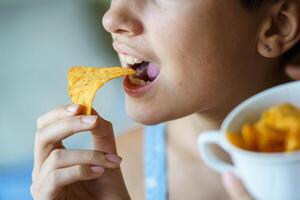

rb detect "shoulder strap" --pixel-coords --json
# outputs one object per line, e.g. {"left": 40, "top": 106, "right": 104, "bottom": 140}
{"left": 144, "top": 123, "right": 168, "bottom": 200}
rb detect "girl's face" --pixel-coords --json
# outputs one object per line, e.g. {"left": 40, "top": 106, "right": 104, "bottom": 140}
{"left": 103, "top": 0, "right": 274, "bottom": 125}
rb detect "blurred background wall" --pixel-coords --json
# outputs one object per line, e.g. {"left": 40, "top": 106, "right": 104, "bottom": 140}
{"left": 0, "top": 1, "right": 135, "bottom": 198}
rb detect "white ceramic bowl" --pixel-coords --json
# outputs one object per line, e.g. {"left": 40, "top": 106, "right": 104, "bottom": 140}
{"left": 198, "top": 81, "right": 300, "bottom": 200}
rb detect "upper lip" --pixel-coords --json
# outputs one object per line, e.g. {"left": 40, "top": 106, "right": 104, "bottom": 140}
{"left": 112, "top": 40, "right": 151, "bottom": 62}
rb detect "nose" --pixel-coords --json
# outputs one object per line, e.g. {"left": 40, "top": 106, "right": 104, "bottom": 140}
{"left": 102, "top": 4, "right": 143, "bottom": 37}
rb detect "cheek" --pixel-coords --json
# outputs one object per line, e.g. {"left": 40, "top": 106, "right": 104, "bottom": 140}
{"left": 125, "top": 31, "right": 224, "bottom": 124}
{"left": 124, "top": 66, "right": 219, "bottom": 125}
{"left": 152, "top": 13, "right": 223, "bottom": 84}
{"left": 157, "top": 33, "right": 223, "bottom": 102}
{"left": 125, "top": 2, "right": 258, "bottom": 124}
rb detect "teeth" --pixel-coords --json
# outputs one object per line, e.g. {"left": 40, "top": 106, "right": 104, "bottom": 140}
{"left": 121, "top": 54, "right": 144, "bottom": 66}
{"left": 119, "top": 54, "right": 128, "bottom": 68}
{"left": 129, "top": 75, "right": 147, "bottom": 86}
{"left": 134, "top": 57, "right": 144, "bottom": 64}
{"left": 127, "top": 56, "right": 135, "bottom": 65}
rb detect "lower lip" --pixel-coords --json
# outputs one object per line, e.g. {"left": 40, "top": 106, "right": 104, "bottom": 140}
{"left": 123, "top": 75, "right": 157, "bottom": 97}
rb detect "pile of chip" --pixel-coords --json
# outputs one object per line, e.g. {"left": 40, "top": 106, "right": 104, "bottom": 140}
{"left": 68, "top": 66, "right": 135, "bottom": 115}
{"left": 227, "top": 104, "right": 300, "bottom": 153}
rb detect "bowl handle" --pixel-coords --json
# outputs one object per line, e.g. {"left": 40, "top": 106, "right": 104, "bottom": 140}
{"left": 197, "top": 131, "right": 235, "bottom": 173}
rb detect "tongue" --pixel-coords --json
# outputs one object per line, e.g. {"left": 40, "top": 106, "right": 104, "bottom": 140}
{"left": 147, "top": 63, "right": 160, "bottom": 81}
{"left": 135, "top": 62, "right": 160, "bottom": 82}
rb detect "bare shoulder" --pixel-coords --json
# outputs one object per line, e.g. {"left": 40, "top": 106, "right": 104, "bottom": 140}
{"left": 116, "top": 126, "right": 144, "bottom": 200}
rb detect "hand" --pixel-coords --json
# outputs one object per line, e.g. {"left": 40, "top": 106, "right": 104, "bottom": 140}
{"left": 31, "top": 104, "right": 130, "bottom": 200}
{"left": 222, "top": 173, "right": 253, "bottom": 200}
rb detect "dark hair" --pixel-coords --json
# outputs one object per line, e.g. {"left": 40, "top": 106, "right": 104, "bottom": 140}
{"left": 240, "top": 0, "right": 277, "bottom": 10}
{"left": 240, "top": 0, "right": 264, "bottom": 10}
{"left": 241, "top": 0, "right": 299, "bottom": 62}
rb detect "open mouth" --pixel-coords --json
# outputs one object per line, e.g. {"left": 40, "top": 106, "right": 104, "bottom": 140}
{"left": 127, "top": 61, "right": 160, "bottom": 86}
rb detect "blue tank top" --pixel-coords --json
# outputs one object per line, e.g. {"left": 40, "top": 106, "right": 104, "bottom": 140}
{"left": 144, "top": 124, "right": 168, "bottom": 200}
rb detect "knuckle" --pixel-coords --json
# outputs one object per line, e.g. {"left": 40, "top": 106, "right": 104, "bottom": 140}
{"left": 73, "top": 116, "right": 82, "bottom": 126}
{"left": 35, "top": 130, "right": 41, "bottom": 140}
{"left": 35, "top": 130, "right": 45, "bottom": 144}
{"left": 50, "top": 149, "right": 63, "bottom": 164}
{"left": 87, "top": 151, "right": 99, "bottom": 161}
{"left": 37, "top": 116, "right": 44, "bottom": 130}
{"left": 76, "top": 165, "right": 87, "bottom": 177}
{"left": 35, "top": 129, "right": 45, "bottom": 139}
{"left": 77, "top": 115, "right": 86, "bottom": 124}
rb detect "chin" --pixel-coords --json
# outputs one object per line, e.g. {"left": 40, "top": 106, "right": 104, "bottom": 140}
{"left": 126, "top": 106, "right": 162, "bottom": 125}
{"left": 125, "top": 100, "right": 193, "bottom": 126}
{"left": 124, "top": 93, "right": 207, "bottom": 125}
{"left": 125, "top": 100, "right": 169, "bottom": 125}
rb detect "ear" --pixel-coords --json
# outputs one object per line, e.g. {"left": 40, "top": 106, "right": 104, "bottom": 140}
{"left": 257, "top": 0, "right": 300, "bottom": 58}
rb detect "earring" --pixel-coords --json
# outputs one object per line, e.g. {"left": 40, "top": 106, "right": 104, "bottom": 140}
{"left": 264, "top": 44, "right": 272, "bottom": 52}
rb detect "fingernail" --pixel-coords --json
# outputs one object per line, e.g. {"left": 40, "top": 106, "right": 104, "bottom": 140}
{"left": 222, "top": 172, "right": 238, "bottom": 187}
{"left": 105, "top": 154, "right": 122, "bottom": 164}
{"left": 66, "top": 104, "right": 79, "bottom": 112}
{"left": 81, "top": 116, "right": 98, "bottom": 124}
{"left": 90, "top": 166, "right": 104, "bottom": 173}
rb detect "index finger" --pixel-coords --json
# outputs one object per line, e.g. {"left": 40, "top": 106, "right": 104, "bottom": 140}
{"left": 33, "top": 115, "right": 99, "bottom": 180}
{"left": 37, "top": 104, "right": 83, "bottom": 130}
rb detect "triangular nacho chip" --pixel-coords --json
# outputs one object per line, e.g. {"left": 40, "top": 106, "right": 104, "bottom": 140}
{"left": 68, "top": 66, "right": 135, "bottom": 115}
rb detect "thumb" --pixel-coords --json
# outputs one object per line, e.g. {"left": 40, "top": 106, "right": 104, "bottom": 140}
{"left": 222, "top": 172, "right": 253, "bottom": 200}
{"left": 91, "top": 109, "right": 117, "bottom": 154}
{"left": 286, "top": 65, "right": 300, "bottom": 80}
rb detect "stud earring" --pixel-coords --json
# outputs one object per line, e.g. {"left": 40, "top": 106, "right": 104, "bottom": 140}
{"left": 264, "top": 44, "right": 272, "bottom": 52}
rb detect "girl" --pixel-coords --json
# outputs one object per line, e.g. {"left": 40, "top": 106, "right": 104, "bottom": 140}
{"left": 31, "top": 0, "right": 300, "bottom": 199}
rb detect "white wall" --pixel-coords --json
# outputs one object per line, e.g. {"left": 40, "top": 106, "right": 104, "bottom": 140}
{"left": 0, "top": 0, "right": 136, "bottom": 166}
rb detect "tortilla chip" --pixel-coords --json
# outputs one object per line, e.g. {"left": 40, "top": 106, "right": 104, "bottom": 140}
{"left": 68, "top": 66, "right": 135, "bottom": 115}
{"left": 227, "top": 103, "right": 300, "bottom": 153}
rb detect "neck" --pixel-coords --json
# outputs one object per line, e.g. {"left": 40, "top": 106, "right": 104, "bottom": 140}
{"left": 166, "top": 114, "right": 222, "bottom": 161}
{"left": 166, "top": 64, "right": 290, "bottom": 160}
